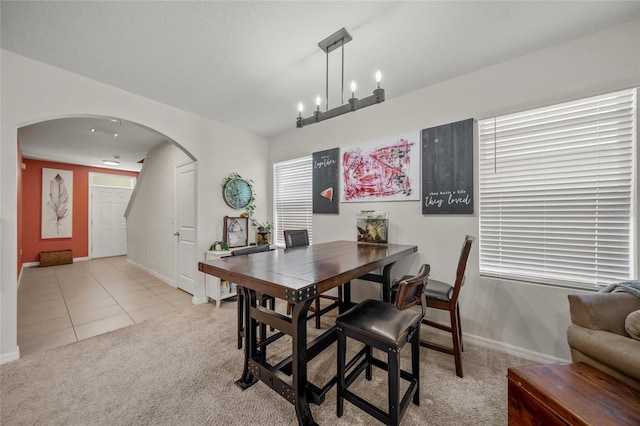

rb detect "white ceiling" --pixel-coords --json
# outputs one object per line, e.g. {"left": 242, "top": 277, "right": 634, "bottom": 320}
{"left": 3, "top": 1, "right": 639, "bottom": 170}
{"left": 18, "top": 117, "right": 168, "bottom": 171}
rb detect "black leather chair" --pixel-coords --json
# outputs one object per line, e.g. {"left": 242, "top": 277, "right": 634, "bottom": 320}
{"left": 336, "top": 264, "right": 430, "bottom": 426}
{"left": 284, "top": 229, "right": 341, "bottom": 329}
{"left": 283, "top": 229, "right": 309, "bottom": 249}
{"left": 231, "top": 244, "right": 274, "bottom": 349}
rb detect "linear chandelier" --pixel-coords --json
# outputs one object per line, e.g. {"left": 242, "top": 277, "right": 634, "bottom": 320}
{"left": 296, "top": 27, "right": 385, "bottom": 129}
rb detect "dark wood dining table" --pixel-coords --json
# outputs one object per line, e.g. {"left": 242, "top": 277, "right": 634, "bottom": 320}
{"left": 198, "top": 240, "right": 417, "bottom": 426}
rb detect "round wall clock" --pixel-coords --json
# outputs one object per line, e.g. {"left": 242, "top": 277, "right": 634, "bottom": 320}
{"left": 223, "top": 177, "right": 253, "bottom": 209}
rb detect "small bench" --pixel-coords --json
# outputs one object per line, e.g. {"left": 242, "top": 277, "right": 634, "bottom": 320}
{"left": 39, "top": 249, "right": 73, "bottom": 267}
{"left": 508, "top": 362, "right": 640, "bottom": 425}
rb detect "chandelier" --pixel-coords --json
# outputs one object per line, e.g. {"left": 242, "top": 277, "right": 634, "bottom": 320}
{"left": 296, "top": 27, "right": 385, "bottom": 129}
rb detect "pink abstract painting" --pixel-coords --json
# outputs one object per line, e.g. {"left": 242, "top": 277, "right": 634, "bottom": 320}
{"left": 342, "top": 132, "right": 420, "bottom": 202}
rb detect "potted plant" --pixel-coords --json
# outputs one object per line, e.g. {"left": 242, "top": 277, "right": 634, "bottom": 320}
{"left": 209, "top": 240, "right": 229, "bottom": 251}
{"left": 255, "top": 221, "right": 272, "bottom": 245}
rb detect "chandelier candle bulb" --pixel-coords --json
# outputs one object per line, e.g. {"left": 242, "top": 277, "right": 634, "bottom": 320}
{"left": 376, "top": 70, "right": 382, "bottom": 88}
{"left": 350, "top": 80, "right": 356, "bottom": 98}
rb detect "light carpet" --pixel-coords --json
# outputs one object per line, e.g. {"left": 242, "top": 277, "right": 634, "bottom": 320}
{"left": 1, "top": 302, "right": 534, "bottom": 425}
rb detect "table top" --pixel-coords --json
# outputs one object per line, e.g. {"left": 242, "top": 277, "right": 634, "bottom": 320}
{"left": 508, "top": 362, "right": 640, "bottom": 425}
{"left": 198, "top": 240, "right": 417, "bottom": 303}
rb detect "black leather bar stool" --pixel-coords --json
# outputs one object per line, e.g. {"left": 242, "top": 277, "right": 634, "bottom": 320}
{"left": 336, "top": 264, "right": 430, "bottom": 426}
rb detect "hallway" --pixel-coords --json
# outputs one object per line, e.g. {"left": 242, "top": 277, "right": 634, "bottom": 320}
{"left": 17, "top": 256, "right": 194, "bottom": 357}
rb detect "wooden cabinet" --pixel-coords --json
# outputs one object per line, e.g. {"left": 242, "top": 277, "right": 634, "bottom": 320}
{"left": 204, "top": 250, "right": 236, "bottom": 308}
{"left": 508, "top": 362, "right": 640, "bottom": 425}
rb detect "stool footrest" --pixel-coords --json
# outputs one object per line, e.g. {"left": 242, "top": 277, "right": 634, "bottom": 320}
{"left": 420, "top": 340, "right": 454, "bottom": 356}
{"left": 342, "top": 352, "right": 420, "bottom": 425}
{"left": 421, "top": 318, "right": 452, "bottom": 332}
{"left": 343, "top": 389, "right": 387, "bottom": 424}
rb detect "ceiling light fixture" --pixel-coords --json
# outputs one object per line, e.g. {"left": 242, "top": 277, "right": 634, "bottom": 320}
{"left": 91, "top": 128, "right": 119, "bottom": 138}
{"left": 296, "top": 27, "right": 385, "bottom": 129}
{"left": 102, "top": 155, "right": 120, "bottom": 166}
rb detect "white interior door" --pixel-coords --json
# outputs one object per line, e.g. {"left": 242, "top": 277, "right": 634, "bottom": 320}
{"left": 91, "top": 187, "right": 132, "bottom": 258}
{"left": 176, "top": 162, "right": 197, "bottom": 295}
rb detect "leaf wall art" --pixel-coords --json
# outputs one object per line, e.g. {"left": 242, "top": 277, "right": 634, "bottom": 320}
{"left": 41, "top": 168, "right": 73, "bottom": 239}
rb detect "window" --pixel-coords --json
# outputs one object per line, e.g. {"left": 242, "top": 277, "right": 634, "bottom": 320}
{"left": 90, "top": 173, "right": 136, "bottom": 189}
{"left": 273, "top": 156, "right": 313, "bottom": 247}
{"left": 479, "top": 89, "right": 637, "bottom": 288}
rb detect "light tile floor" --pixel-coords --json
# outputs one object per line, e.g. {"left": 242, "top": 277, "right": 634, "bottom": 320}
{"left": 18, "top": 256, "right": 195, "bottom": 357}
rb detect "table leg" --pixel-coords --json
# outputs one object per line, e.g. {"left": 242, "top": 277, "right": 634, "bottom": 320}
{"left": 237, "top": 287, "right": 243, "bottom": 350}
{"left": 382, "top": 262, "right": 395, "bottom": 302}
{"left": 235, "top": 286, "right": 258, "bottom": 390}
{"left": 340, "top": 281, "right": 351, "bottom": 314}
{"left": 291, "top": 298, "right": 318, "bottom": 426}
{"left": 358, "top": 262, "right": 396, "bottom": 302}
{"left": 258, "top": 293, "right": 268, "bottom": 363}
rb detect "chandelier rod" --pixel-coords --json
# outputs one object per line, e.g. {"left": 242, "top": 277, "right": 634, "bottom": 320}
{"left": 325, "top": 36, "right": 347, "bottom": 111}
{"left": 325, "top": 47, "right": 329, "bottom": 111}
{"left": 341, "top": 41, "right": 345, "bottom": 106}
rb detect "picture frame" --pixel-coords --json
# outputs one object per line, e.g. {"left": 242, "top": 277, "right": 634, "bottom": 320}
{"left": 421, "top": 118, "right": 474, "bottom": 214}
{"left": 42, "top": 168, "right": 73, "bottom": 239}
{"left": 313, "top": 147, "right": 340, "bottom": 214}
{"left": 342, "top": 131, "right": 420, "bottom": 202}
{"left": 223, "top": 216, "right": 248, "bottom": 248}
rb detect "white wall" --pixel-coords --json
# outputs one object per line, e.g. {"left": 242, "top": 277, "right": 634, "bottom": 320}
{"left": 0, "top": 50, "right": 268, "bottom": 362}
{"left": 268, "top": 21, "right": 640, "bottom": 362}
{"left": 126, "top": 142, "right": 190, "bottom": 282}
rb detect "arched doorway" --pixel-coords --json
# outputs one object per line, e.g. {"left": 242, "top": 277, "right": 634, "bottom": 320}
{"left": 18, "top": 115, "right": 196, "bottom": 285}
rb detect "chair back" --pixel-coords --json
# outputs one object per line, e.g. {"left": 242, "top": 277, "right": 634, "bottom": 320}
{"left": 395, "top": 264, "right": 430, "bottom": 315}
{"left": 283, "top": 229, "right": 309, "bottom": 248}
{"left": 450, "top": 235, "right": 475, "bottom": 303}
{"left": 231, "top": 244, "right": 272, "bottom": 256}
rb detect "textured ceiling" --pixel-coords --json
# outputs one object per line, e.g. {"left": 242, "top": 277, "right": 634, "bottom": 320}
{"left": 3, "top": 1, "right": 639, "bottom": 168}
{"left": 18, "top": 117, "right": 169, "bottom": 172}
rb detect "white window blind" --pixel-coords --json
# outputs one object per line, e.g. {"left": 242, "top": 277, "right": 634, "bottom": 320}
{"left": 479, "top": 89, "right": 637, "bottom": 288}
{"left": 273, "top": 156, "right": 313, "bottom": 247}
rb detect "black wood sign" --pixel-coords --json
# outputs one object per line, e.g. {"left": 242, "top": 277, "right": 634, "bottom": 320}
{"left": 422, "top": 118, "right": 474, "bottom": 214}
{"left": 312, "top": 147, "right": 340, "bottom": 214}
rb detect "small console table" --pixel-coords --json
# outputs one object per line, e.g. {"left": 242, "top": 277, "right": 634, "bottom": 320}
{"left": 204, "top": 249, "right": 236, "bottom": 307}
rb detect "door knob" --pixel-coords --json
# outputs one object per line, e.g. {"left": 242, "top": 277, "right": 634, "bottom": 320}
{"left": 174, "top": 232, "right": 180, "bottom": 236}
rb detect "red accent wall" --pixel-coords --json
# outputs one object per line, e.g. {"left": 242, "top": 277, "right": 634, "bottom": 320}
{"left": 17, "top": 142, "right": 24, "bottom": 273}
{"left": 22, "top": 159, "right": 139, "bottom": 263}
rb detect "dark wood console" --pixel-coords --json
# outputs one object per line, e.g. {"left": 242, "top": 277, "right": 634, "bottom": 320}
{"left": 508, "top": 362, "right": 640, "bottom": 425}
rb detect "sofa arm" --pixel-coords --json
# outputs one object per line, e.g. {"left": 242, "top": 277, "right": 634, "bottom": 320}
{"left": 567, "top": 325, "right": 640, "bottom": 383}
{"left": 568, "top": 292, "right": 640, "bottom": 337}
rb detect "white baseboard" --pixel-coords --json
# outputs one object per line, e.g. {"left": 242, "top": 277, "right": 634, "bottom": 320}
{"left": 18, "top": 263, "right": 26, "bottom": 288}
{"left": 0, "top": 347, "right": 20, "bottom": 365}
{"left": 126, "top": 258, "right": 176, "bottom": 287}
{"left": 22, "top": 256, "right": 90, "bottom": 269}
{"left": 463, "top": 333, "right": 569, "bottom": 364}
